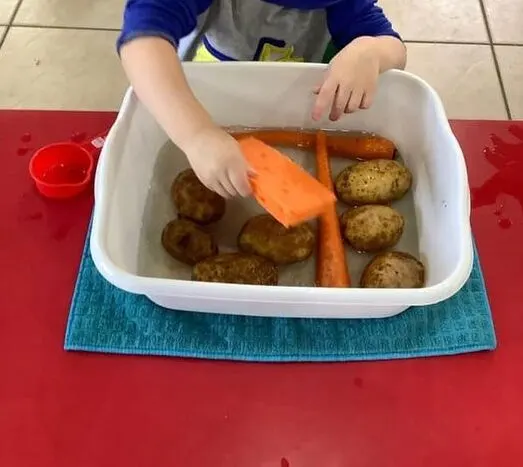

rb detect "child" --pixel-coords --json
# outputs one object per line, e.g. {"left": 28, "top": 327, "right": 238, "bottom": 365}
{"left": 118, "top": 0, "right": 406, "bottom": 198}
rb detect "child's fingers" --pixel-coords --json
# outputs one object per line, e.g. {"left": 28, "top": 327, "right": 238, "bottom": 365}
{"left": 210, "top": 182, "right": 229, "bottom": 199}
{"left": 312, "top": 66, "right": 330, "bottom": 95}
{"left": 228, "top": 168, "right": 252, "bottom": 198}
{"left": 360, "top": 86, "right": 376, "bottom": 109}
{"left": 312, "top": 78, "right": 338, "bottom": 121}
{"left": 344, "top": 88, "right": 364, "bottom": 113}
{"left": 204, "top": 174, "right": 230, "bottom": 198}
{"left": 330, "top": 85, "right": 352, "bottom": 121}
{"left": 219, "top": 177, "right": 236, "bottom": 198}
{"left": 360, "top": 93, "right": 373, "bottom": 110}
{"left": 198, "top": 175, "right": 225, "bottom": 198}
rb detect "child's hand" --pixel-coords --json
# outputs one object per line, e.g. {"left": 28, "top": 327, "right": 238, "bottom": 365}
{"left": 184, "top": 126, "right": 252, "bottom": 198}
{"left": 312, "top": 37, "right": 381, "bottom": 121}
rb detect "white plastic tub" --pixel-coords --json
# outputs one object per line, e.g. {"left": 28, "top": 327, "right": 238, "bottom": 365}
{"left": 91, "top": 63, "right": 473, "bottom": 319}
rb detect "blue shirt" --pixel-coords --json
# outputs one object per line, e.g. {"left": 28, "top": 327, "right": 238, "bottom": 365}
{"left": 118, "top": 0, "right": 399, "bottom": 62}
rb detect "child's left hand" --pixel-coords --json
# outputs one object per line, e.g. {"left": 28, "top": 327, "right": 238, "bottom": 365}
{"left": 312, "top": 37, "right": 381, "bottom": 121}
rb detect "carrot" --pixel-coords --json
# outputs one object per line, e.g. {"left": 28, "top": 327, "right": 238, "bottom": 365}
{"left": 327, "top": 134, "right": 395, "bottom": 160}
{"left": 234, "top": 130, "right": 315, "bottom": 150}
{"left": 230, "top": 129, "right": 395, "bottom": 160}
{"left": 238, "top": 137, "right": 336, "bottom": 227}
{"left": 315, "top": 131, "right": 351, "bottom": 288}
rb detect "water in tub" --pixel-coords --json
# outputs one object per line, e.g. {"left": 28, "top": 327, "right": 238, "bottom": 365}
{"left": 137, "top": 130, "right": 420, "bottom": 287}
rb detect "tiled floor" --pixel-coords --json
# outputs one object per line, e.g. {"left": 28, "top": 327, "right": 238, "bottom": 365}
{"left": 0, "top": 0, "right": 521, "bottom": 118}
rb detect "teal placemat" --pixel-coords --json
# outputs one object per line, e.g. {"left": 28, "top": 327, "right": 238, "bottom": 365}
{"left": 65, "top": 235, "right": 496, "bottom": 361}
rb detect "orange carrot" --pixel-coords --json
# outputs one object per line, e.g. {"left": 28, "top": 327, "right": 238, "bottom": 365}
{"left": 327, "top": 134, "right": 395, "bottom": 160}
{"left": 234, "top": 130, "right": 315, "bottom": 150}
{"left": 230, "top": 130, "right": 395, "bottom": 160}
{"left": 238, "top": 137, "right": 336, "bottom": 227}
{"left": 315, "top": 131, "right": 351, "bottom": 288}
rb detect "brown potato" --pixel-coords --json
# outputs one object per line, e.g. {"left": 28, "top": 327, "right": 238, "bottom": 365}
{"left": 340, "top": 205, "right": 405, "bottom": 252}
{"left": 360, "top": 251, "right": 425, "bottom": 288}
{"left": 171, "top": 168, "right": 226, "bottom": 224}
{"left": 335, "top": 159, "right": 412, "bottom": 205}
{"left": 238, "top": 214, "right": 315, "bottom": 265}
{"left": 192, "top": 253, "right": 278, "bottom": 285}
{"left": 161, "top": 219, "right": 218, "bottom": 266}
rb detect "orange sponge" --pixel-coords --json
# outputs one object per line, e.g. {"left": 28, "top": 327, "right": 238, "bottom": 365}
{"left": 239, "top": 137, "right": 336, "bottom": 227}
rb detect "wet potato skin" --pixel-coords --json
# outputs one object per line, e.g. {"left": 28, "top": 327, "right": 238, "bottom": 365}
{"left": 238, "top": 214, "right": 316, "bottom": 265}
{"left": 192, "top": 253, "right": 279, "bottom": 285}
{"left": 340, "top": 205, "right": 405, "bottom": 252}
{"left": 335, "top": 159, "right": 412, "bottom": 205}
{"left": 161, "top": 219, "right": 218, "bottom": 266}
{"left": 171, "top": 168, "right": 226, "bottom": 225}
{"left": 360, "top": 251, "right": 425, "bottom": 288}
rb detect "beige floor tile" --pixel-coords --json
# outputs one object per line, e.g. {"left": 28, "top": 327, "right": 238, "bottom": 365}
{"left": 484, "top": 0, "right": 523, "bottom": 44}
{"left": 0, "top": 0, "right": 19, "bottom": 24}
{"left": 0, "top": 28, "right": 128, "bottom": 110}
{"left": 379, "top": 0, "right": 488, "bottom": 42}
{"left": 495, "top": 46, "right": 523, "bottom": 119}
{"left": 14, "top": 0, "right": 124, "bottom": 29}
{"left": 405, "top": 43, "right": 507, "bottom": 119}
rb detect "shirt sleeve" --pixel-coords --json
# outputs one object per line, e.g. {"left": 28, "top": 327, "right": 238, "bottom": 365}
{"left": 326, "top": 0, "right": 401, "bottom": 50}
{"left": 117, "top": 0, "right": 212, "bottom": 52}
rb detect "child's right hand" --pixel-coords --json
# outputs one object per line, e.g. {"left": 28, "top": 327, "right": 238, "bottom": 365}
{"left": 120, "top": 39, "right": 251, "bottom": 198}
{"left": 183, "top": 126, "right": 252, "bottom": 198}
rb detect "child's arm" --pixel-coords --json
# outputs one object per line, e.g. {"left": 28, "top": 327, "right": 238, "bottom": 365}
{"left": 356, "top": 35, "right": 406, "bottom": 74}
{"left": 121, "top": 37, "right": 212, "bottom": 155}
{"left": 118, "top": 1, "right": 251, "bottom": 198}
{"left": 313, "top": 0, "right": 406, "bottom": 121}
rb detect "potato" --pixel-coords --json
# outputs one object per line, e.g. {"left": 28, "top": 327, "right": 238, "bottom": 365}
{"left": 335, "top": 159, "right": 412, "bottom": 205}
{"left": 171, "top": 168, "right": 226, "bottom": 224}
{"left": 340, "top": 205, "right": 405, "bottom": 252}
{"left": 192, "top": 253, "right": 278, "bottom": 285}
{"left": 161, "top": 219, "right": 218, "bottom": 266}
{"left": 360, "top": 251, "right": 425, "bottom": 288}
{"left": 238, "top": 214, "right": 315, "bottom": 265}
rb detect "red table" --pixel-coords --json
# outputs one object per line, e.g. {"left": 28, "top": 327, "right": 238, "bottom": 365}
{"left": 1, "top": 112, "right": 523, "bottom": 467}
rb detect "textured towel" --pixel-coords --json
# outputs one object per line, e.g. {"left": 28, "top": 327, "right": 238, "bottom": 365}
{"left": 65, "top": 236, "right": 496, "bottom": 361}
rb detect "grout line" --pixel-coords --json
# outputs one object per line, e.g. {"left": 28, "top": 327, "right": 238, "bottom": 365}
{"left": 490, "top": 49, "right": 513, "bottom": 120}
{"left": 3, "top": 25, "right": 523, "bottom": 47}
{"left": 477, "top": 0, "right": 512, "bottom": 119}
{"left": 0, "top": 26, "right": 6, "bottom": 48}
{"left": 488, "top": 42, "right": 523, "bottom": 47}
{"left": 0, "top": 0, "right": 23, "bottom": 49}
{"left": 405, "top": 39, "right": 523, "bottom": 47}
{"left": 404, "top": 39, "right": 490, "bottom": 46}
{"left": 7, "top": 0, "right": 23, "bottom": 25}
{"left": 0, "top": 26, "right": 10, "bottom": 49}
{"left": 9, "top": 23, "right": 121, "bottom": 32}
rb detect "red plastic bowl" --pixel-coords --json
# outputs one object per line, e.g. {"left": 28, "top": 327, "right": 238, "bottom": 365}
{"left": 29, "top": 143, "right": 94, "bottom": 199}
